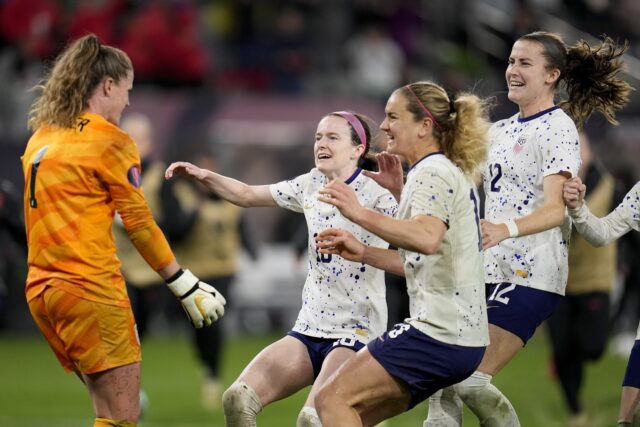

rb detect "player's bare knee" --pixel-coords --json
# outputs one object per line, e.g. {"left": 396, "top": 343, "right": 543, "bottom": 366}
{"left": 314, "top": 385, "right": 337, "bottom": 418}
{"left": 296, "top": 406, "right": 322, "bottom": 427}
{"left": 222, "top": 381, "right": 262, "bottom": 422}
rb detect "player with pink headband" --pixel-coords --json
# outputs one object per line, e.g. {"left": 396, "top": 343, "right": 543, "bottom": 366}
{"left": 312, "top": 80, "right": 492, "bottom": 426}
{"left": 165, "top": 110, "right": 398, "bottom": 426}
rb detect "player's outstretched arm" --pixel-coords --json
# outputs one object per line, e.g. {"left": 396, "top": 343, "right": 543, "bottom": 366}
{"left": 165, "top": 161, "right": 276, "bottom": 208}
{"left": 568, "top": 182, "right": 639, "bottom": 247}
{"left": 315, "top": 228, "right": 405, "bottom": 276}
{"left": 158, "top": 261, "right": 226, "bottom": 328}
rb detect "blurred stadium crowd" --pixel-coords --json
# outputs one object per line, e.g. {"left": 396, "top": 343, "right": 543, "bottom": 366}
{"left": 1, "top": 0, "right": 640, "bottom": 336}
{"left": 2, "top": 0, "right": 640, "bottom": 159}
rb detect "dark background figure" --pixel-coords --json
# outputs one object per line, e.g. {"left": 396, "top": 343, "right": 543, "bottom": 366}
{"left": 113, "top": 113, "right": 179, "bottom": 342}
{"left": 163, "top": 150, "right": 258, "bottom": 410}
{"left": 0, "top": 179, "right": 27, "bottom": 330}
{"left": 113, "top": 114, "right": 258, "bottom": 411}
{"left": 608, "top": 169, "right": 640, "bottom": 357}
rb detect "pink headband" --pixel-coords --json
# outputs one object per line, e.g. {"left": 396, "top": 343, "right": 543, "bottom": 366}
{"left": 331, "top": 111, "right": 367, "bottom": 148}
{"left": 405, "top": 85, "right": 442, "bottom": 130}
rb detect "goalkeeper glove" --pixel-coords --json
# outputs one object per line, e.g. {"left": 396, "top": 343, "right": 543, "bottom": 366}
{"left": 166, "top": 269, "right": 226, "bottom": 328}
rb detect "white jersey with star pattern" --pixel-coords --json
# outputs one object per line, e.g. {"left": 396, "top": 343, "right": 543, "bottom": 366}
{"left": 400, "top": 153, "right": 489, "bottom": 347}
{"left": 483, "top": 106, "right": 581, "bottom": 294}
{"left": 270, "top": 167, "right": 398, "bottom": 343}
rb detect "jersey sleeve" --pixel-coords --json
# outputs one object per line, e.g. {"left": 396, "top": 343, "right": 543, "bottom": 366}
{"left": 99, "top": 132, "right": 174, "bottom": 271}
{"left": 621, "top": 182, "right": 640, "bottom": 231}
{"left": 269, "top": 172, "right": 309, "bottom": 213}
{"left": 409, "top": 167, "right": 455, "bottom": 227}
{"left": 539, "top": 117, "right": 581, "bottom": 178}
{"left": 374, "top": 189, "right": 399, "bottom": 217}
{"left": 569, "top": 181, "right": 640, "bottom": 246}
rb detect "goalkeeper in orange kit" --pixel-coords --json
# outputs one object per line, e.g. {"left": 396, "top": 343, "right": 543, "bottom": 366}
{"left": 21, "top": 33, "right": 226, "bottom": 427}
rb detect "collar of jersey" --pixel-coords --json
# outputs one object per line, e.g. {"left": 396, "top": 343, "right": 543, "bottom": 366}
{"left": 78, "top": 112, "right": 113, "bottom": 128}
{"left": 408, "top": 151, "right": 445, "bottom": 173}
{"left": 344, "top": 167, "right": 362, "bottom": 184}
{"left": 517, "top": 105, "right": 561, "bottom": 123}
{"left": 79, "top": 112, "right": 106, "bottom": 122}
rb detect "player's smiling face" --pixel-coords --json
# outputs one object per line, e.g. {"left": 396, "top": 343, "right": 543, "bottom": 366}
{"left": 506, "top": 40, "right": 559, "bottom": 115}
{"left": 380, "top": 90, "right": 420, "bottom": 161}
{"left": 314, "top": 115, "right": 363, "bottom": 178}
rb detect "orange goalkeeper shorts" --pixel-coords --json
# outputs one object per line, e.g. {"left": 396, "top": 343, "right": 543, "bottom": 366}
{"left": 28, "top": 285, "right": 141, "bottom": 374}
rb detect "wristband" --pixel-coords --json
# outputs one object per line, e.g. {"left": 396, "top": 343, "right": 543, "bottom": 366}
{"left": 504, "top": 220, "right": 519, "bottom": 238}
{"left": 166, "top": 268, "right": 200, "bottom": 298}
{"left": 165, "top": 268, "right": 184, "bottom": 284}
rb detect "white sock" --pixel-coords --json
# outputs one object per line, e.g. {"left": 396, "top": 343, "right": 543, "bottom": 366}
{"left": 423, "top": 387, "right": 462, "bottom": 427}
{"left": 222, "top": 381, "right": 263, "bottom": 427}
{"left": 297, "top": 406, "right": 322, "bottom": 427}
{"left": 454, "top": 371, "right": 520, "bottom": 427}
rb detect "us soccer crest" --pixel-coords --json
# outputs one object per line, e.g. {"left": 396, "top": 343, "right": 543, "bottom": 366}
{"left": 513, "top": 134, "right": 527, "bottom": 154}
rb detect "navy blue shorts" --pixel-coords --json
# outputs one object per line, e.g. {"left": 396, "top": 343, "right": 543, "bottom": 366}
{"left": 486, "top": 283, "right": 561, "bottom": 344}
{"left": 623, "top": 340, "right": 640, "bottom": 388}
{"left": 287, "top": 331, "right": 365, "bottom": 379}
{"left": 367, "top": 323, "right": 485, "bottom": 409}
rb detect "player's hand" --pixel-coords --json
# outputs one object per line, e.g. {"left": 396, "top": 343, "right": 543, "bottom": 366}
{"left": 165, "top": 162, "right": 207, "bottom": 181}
{"left": 480, "top": 219, "right": 510, "bottom": 250}
{"left": 317, "top": 180, "right": 364, "bottom": 223}
{"left": 166, "top": 269, "right": 226, "bottom": 328}
{"left": 315, "top": 228, "right": 365, "bottom": 263}
{"left": 563, "top": 177, "right": 586, "bottom": 209}
{"left": 362, "top": 152, "right": 404, "bottom": 199}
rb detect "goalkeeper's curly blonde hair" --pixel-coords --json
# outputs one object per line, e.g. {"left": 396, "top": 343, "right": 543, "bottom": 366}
{"left": 28, "top": 33, "right": 132, "bottom": 131}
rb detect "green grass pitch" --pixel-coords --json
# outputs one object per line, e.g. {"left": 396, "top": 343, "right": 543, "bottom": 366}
{"left": 0, "top": 331, "right": 627, "bottom": 426}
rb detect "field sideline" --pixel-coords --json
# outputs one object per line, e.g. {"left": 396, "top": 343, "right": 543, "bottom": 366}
{"left": 0, "top": 331, "right": 627, "bottom": 427}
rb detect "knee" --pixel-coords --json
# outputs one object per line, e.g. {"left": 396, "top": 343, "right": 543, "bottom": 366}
{"left": 296, "top": 407, "right": 322, "bottom": 427}
{"left": 221, "top": 382, "right": 243, "bottom": 414}
{"left": 314, "top": 387, "right": 330, "bottom": 415}
{"left": 222, "top": 381, "right": 262, "bottom": 419}
{"left": 314, "top": 385, "right": 338, "bottom": 419}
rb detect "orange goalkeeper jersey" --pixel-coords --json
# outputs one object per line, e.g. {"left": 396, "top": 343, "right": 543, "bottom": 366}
{"left": 22, "top": 112, "right": 175, "bottom": 307}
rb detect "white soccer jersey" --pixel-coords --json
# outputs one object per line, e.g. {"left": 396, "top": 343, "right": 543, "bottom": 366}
{"left": 400, "top": 153, "right": 488, "bottom": 347}
{"left": 483, "top": 107, "right": 580, "bottom": 295}
{"left": 270, "top": 167, "right": 398, "bottom": 343}
{"left": 569, "top": 181, "right": 640, "bottom": 246}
